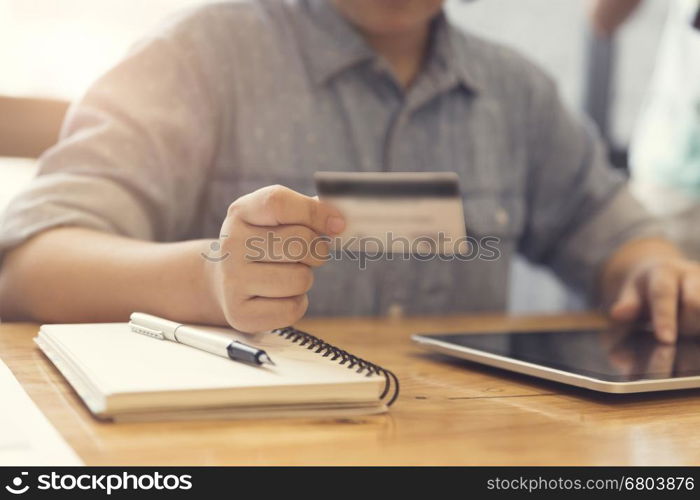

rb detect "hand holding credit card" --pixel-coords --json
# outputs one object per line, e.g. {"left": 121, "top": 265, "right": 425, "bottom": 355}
{"left": 315, "top": 171, "right": 467, "bottom": 255}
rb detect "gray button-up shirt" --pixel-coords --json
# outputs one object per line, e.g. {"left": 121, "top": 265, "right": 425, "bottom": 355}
{"left": 0, "top": 0, "right": 661, "bottom": 316}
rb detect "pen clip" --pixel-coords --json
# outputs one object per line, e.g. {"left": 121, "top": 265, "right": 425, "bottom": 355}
{"left": 129, "top": 321, "right": 166, "bottom": 340}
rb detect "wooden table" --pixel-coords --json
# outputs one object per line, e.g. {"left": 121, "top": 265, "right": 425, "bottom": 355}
{"left": 1, "top": 313, "right": 699, "bottom": 465}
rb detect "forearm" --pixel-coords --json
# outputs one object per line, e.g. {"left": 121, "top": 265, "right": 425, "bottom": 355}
{"left": 589, "top": 0, "right": 642, "bottom": 37}
{"left": 0, "top": 227, "right": 226, "bottom": 325}
{"left": 600, "top": 237, "right": 682, "bottom": 306}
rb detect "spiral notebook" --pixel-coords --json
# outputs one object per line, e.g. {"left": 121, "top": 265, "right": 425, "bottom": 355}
{"left": 35, "top": 323, "right": 398, "bottom": 422}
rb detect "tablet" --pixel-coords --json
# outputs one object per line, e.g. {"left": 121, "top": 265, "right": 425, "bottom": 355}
{"left": 412, "top": 328, "right": 700, "bottom": 393}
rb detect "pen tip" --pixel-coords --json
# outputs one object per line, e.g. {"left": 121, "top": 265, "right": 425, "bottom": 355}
{"left": 261, "top": 353, "right": 276, "bottom": 366}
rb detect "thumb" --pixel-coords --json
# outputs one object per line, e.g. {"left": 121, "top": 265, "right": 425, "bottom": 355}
{"left": 312, "top": 195, "right": 346, "bottom": 235}
{"left": 610, "top": 278, "right": 643, "bottom": 323}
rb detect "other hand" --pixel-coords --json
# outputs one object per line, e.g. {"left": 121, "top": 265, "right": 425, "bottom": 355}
{"left": 609, "top": 256, "right": 700, "bottom": 343}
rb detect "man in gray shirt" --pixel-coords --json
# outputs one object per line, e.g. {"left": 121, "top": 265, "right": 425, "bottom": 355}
{"left": 0, "top": 0, "right": 698, "bottom": 342}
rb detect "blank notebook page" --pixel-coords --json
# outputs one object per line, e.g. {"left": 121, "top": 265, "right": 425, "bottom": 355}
{"left": 38, "top": 324, "right": 383, "bottom": 397}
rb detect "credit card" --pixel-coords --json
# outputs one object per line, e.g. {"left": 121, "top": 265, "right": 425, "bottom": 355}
{"left": 315, "top": 171, "right": 467, "bottom": 255}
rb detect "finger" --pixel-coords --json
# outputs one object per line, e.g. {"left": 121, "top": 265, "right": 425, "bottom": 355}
{"left": 229, "top": 295, "right": 308, "bottom": 333}
{"left": 237, "top": 262, "right": 314, "bottom": 298}
{"left": 230, "top": 185, "right": 345, "bottom": 235}
{"left": 680, "top": 271, "right": 700, "bottom": 337}
{"left": 647, "top": 266, "right": 680, "bottom": 343}
{"left": 610, "top": 277, "right": 643, "bottom": 323}
{"left": 239, "top": 223, "right": 330, "bottom": 267}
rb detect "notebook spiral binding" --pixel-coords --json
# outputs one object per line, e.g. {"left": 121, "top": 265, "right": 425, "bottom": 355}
{"left": 272, "top": 326, "right": 400, "bottom": 406}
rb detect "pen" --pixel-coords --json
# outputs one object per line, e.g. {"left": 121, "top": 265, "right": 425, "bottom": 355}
{"left": 128, "top": 312, "right": 276, "bottom": 367}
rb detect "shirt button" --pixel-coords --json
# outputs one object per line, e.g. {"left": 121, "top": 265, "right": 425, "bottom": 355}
{"left": 495, "top": 207, "right": 509, "bottom": 227}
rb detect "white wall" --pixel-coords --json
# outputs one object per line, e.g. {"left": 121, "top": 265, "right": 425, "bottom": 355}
{"left": 0, "top": 0, "right": 200, "bottom": 99}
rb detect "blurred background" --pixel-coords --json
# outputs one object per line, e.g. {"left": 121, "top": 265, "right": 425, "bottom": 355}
{"left": 0, "top": 0, "right": 673, "bottom": 312}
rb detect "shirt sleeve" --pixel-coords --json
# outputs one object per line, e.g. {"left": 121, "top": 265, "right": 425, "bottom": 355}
{"left": 518, "top": 73, "right": 665, "bottom": 297}
{"left": 0, "top": 12, "right": 219, "bottom": 260}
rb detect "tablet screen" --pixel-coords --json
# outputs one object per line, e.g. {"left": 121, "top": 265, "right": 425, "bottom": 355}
{"left": 422, "top": 329, "right": 700, "bottom": 382}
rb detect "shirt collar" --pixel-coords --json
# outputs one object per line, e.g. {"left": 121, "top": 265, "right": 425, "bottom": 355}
{"left": 424, "top": 12, "right": 484, "bottom": 95}
{"left": 297, "top": 0, "right": 375, "bottom": 85}
{"left": 298, "top": 0, "right": 483, "bottom": 94}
